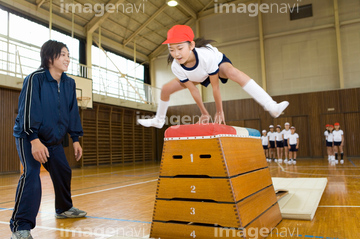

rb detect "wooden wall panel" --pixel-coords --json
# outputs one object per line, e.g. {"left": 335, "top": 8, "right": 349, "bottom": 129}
{"left": 343, "top": 113, "right": 360, "bottom": 156}
{"left": 81, "top": 103, "right": 156, "bottom": 167}
{"left": 0, "top": 87, "right": 157, "bottom": 173}
{"left": 167, "top": 87, "right": 360, "bottom": 158}
{"left": 0, "top": 88, "right": 20, "bottom": 173}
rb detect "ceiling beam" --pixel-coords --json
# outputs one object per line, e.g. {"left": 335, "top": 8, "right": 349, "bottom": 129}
{"left": 177, "top": 1, "right": 197, "bottom": 19}
{"left": 123, "top": 4, "right": 168, "bottom": 46}
{"left": 85, "top": 0, "right": 126, "bottom": 34}
{"left": 0, "top": 0, "right": 149, "bottom": 62}
{"left": 36, "top": 0, "right": 45, "bottom": 9}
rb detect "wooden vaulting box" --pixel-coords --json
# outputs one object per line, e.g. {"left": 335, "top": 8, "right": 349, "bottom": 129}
{"left": 150, "top": 124, "right": 282, "bottom": 239}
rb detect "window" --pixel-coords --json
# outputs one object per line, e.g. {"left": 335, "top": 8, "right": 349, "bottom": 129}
{"left": 0, "top": 8, "right": 7, "bottom": 35}
{"left": 0, "top": 12, "right": 80, "bottom": 76}
{"left": 290, "top": 4, "right": 313, "bottom": 21}
{"left": 91, "top": 45, "right": 146, "bottom": 102}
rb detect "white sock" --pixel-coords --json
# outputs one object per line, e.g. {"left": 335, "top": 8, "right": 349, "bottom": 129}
{"left": 137, "top": 99, "right": 169, "bottom": 128}
{"left": 242, "top": 79, "right": 274, "bottom": 108}
{"left": 242, "top": 79, "right": 289, "bottom": 118}
{"left": 155, "top": 99, "right": 170, "bottom": 120}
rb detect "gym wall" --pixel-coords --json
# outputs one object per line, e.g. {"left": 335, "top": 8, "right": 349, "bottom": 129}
{"left": 152, "top": 0, "right": 360, "bottom": 106}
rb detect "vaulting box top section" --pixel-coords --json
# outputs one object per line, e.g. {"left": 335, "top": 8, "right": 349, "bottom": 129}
{"left": 164, "top": 123, "right": 261, "bottom": 139}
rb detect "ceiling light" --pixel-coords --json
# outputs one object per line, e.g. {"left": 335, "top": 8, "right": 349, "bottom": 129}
{"left": 167, "top": 0, "right": 178, "bottom": 7}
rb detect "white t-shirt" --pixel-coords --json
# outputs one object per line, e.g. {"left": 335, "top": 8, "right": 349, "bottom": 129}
{"left": 274, "top": 132, "right": 283, "bottom": 141}
{"left": 333, "top": 129, "right": 343, "bottom": 142}
{"left": 171, "top": 44, "right": 224, "bottom": 83}
{"left": 324, "top": 130, "right": 329, "bottom": 139}
{"left": 327, "top": 132, "right": 334, "bottom": 142}
{"left": 288, "top": 133, "right": 299, "bottom": 145}
{"left": 267, "top": 131, "right": 276, "bottom": 141}
{"left": 261, "top": 135, "right": 269, "bottom": 146}
{"left": 282, "top": 129, "right": 291, "bottom": 140}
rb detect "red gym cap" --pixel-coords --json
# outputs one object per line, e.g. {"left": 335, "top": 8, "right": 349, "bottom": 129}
{"left": 334, "top": 122, "right": 340, "bottom": 126}
{"left": 326, "top": 124, "right": 330, "bottom": 127}
{"left": 162, "top": 25, "right": 194, "bottom": 44}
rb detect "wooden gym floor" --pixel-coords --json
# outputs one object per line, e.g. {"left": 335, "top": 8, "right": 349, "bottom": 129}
{"left": 0, "top": 158, "right": 359, "bottom": 239}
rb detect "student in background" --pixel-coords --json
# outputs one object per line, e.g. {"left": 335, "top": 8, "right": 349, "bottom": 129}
{"left": 333, "top": 122, "right": 344, "bottom": 164}
{"left": 326, "top": 125, "right": 334, "bottom": 162}
{"left": 261, "top": 130, "right": 270, "bottom": 162}
{"left": 282, "top": 122, "right": 291, "bottom": 163}
{"left": 267, "top": 125, "right": 276, "bottom": 162}
{"left": 275, "top": 125, "right": 284, "bottom": 163}
{"left": 287, "top": 126, "right": 299, "bottom": 165}
{"left": 324, "top": 124, "right": 330, "bottom": 160}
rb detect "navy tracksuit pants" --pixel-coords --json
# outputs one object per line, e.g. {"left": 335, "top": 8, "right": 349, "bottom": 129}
{"left": 10, "top": 137, "right": 73, "bottom": 232}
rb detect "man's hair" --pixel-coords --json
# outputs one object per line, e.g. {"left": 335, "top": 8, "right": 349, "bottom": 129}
{"left": 40, "top": 40, "right": 69, "bottom": 69}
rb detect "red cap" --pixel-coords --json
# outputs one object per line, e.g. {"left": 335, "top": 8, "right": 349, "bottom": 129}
{"left": 162, "top": 25, "right": 194, "bottom": 44}
{"left": 334, "top": 122, "right": 340, "bottom": 126}
{"left": 326, "top": 124, "right": 330, "bottom": 127}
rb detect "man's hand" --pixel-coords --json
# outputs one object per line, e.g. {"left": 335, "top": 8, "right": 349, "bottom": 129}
{"left": 31, "top": 139, "right": 49, "bottom": 164}
{"left": 73, "top": 141, "right": 83, "bottom": 161}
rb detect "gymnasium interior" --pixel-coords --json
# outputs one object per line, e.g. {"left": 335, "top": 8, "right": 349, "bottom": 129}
{"left": 0, "top": 0, "right": 360, "bottom": 238}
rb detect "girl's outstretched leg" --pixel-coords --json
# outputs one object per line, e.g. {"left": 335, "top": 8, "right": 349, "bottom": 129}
{"left": 242, "top": 79, "right": 289, "bottom": 118}
{"left": 137, "top": 99, "right": 169, "bottom": 128}
{"left": 137, "top": 79, "right": 186, "bottom": 128}
{"left": 219, "top": 63, "right": 289, "bottom": 118}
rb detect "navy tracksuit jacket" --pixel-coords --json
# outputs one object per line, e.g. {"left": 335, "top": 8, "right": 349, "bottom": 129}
{"left": 11, "top": 69, "right": 83, "bottom": 232}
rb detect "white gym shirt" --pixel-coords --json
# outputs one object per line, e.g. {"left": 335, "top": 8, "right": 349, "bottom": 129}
{"left": 333, "top": 129, "right": 343, "bottom": 142}
{"left": 171, "top": 44, "right": 223, "bottom": 83}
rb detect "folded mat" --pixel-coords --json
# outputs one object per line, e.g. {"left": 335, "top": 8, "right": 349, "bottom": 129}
{"left": 272, "top": 177, "right": 328, "bottom": 220}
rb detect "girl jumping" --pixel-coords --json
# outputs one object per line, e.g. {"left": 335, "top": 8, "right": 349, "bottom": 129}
{"left": 138, "top": 25, "right": 289, "bottom": 128}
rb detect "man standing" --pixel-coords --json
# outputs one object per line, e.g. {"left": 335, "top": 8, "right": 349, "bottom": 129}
{"left": 11, "top": 40, "right": 86, "bottom": 239}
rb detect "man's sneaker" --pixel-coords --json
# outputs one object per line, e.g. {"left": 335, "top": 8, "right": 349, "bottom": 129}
{"left": 137, "top": 117, "right": 165, "bottom": 129}
{"left": 12, "top": 230, "right": 32, "bottom": 239}
{"left": 266, "top": 101, "right": 289, "bottom": 118}
{"left": 56, "top": 207, "right": 87, "bottom": 219}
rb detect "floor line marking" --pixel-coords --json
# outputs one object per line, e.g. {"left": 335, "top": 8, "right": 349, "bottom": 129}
{"left": 318, "top": 205, "right": 360, "bottom": 208}
{"left": 0, "top": 221, "right": 113, "bottom": 237}
{"left": 348, "top": 158, "right": 357, "bottom": 167}
{"left": 71, "top": 179, "right": 158, "bottom": 198}
{"left": 72, "top": 166, "right": 160, "bottom": 179}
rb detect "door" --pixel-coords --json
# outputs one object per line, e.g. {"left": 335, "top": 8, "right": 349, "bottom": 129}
{"left": 292, "top": 116, "right": 310, "bottom": 158}
{"left": 344, "top": 113, "right": 360, "bottom": 156}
